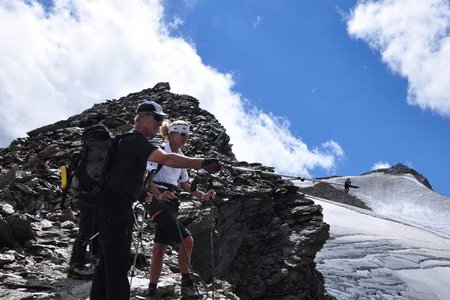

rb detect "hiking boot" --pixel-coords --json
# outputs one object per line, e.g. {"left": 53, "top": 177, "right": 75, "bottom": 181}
{"left": 147, "top": 284, "right": 159, "bottom": 299}
{"left": 67, "top": 265, "right": 94, "bottom": 280}
{"left": 181, "top": 277, "right": 202, "bottom": 299}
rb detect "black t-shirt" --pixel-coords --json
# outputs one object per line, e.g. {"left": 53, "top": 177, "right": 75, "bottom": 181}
{"left": 104, "top": 131, "right": 158, "bottom": 205}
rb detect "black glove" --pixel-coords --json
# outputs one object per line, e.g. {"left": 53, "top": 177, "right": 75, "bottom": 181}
{"left": 201, "top": 158, "right": 221, "bottom": 174}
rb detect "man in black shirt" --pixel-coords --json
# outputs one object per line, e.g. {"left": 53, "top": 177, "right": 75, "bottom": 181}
{"left": 90, "top": 100, "right": 221, "bottom": 300}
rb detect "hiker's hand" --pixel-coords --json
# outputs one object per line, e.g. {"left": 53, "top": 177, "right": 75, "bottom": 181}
{"left": 158, "top": 191, "right": 174, "bottom": 201}
{"left": 201, "top": 158, "right": 222, "bottom": 174}
{"left": 202, "top": 189, "right": 216, "bottom": 201}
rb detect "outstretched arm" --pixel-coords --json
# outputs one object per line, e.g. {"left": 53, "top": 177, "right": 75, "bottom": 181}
{"left": 148, "top": 148, "right": 203, "bottom": 169}
{"left": 148, "top": 148, "right": 221, "bottom": 174}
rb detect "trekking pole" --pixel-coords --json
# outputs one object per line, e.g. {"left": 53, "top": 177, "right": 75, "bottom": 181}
{"left": 207, "top": 178, "right": 216, "bottom": 300}
{"left": 225, "top": 165, "right": 360, "bottom": 189}
{"left": 185, "top": 164, "right": 224, "bottom": 298}
{"left": 129, "top": 203, "right": 148, "bottom": 287}
{"left": 79, "top": 232, "right": 100, "bottom": 263}
{"left": 190, "top": 175, "right": 216, "bottom": 300}
{"left": 128, "top": 169, "right": 157, "bottom": 287}
{"left": 88, "top": 232, "right": 99, "bottom": 242}
{"left": 175, "top": 220, "right": 201, "bottom": 298}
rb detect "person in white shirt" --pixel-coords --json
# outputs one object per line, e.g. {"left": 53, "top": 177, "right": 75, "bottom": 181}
{"left": 145, "top": 120, "right": 216, "bottom": 299}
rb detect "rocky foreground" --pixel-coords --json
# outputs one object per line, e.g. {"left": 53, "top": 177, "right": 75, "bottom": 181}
{"left": 0, "top": 83, "right": 332, "bottom": 299}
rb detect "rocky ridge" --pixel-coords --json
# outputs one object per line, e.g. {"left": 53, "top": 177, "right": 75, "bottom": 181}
{"left": 297, "top": 183, "right": 370, "bottom": 210}
{"left": 0, "top": 82, "right": 331, "bottom": 299}
{"left": 296, "top": 163, "right": 433, "bottom": 212}
{"left": 362, "top": 163, "right": 432, "bottom": 190}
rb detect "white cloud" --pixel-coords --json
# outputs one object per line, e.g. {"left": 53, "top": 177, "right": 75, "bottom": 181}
{"left": 322, "top": 141, "right": 344, "bottom": 158}
{"left": 0, "top": 0, "right": 343, "bottom": 176}
{"left": 167, "top": 15, "right": 184, "bottom": 30}
{"left": 182, "top": 0, "right": 201, "bottom": 11}
{"left": 371, "top": 161, "right": 391, "bottom": 170}
{"left": 253, "top": 16, "right": 261, "bottom": 28}
{"left": 404, "top": 160, "right": 413, "bottom": 168}
{"left": 347, "top": 0, "right": 450, "bottom": 117}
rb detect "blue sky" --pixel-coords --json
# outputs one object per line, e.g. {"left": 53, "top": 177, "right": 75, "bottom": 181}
{"left": 161, "top": 0, "right": 450, "bottom": 197}
{"left": 1, "top": 0, "right": 449, "bottom": 197}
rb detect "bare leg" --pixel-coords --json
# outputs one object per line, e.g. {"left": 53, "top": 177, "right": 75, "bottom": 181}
{"left": 149, "top": 242, "right": 167, "bottom": 283}
{"left": 178, "top": 236, "right": 194, "bottom": 274}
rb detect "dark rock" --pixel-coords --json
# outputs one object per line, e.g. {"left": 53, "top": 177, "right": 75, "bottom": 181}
{"left": 6, "top": 215, "right": 35, "bottom": 246}
{"left": 0, "top": 82, "right": 330, "bottom": 299}
{"left": 0, "top": 165, "right": 18, "bottom": 189}
{"left": 26, "top": 119, "right": 72, "bottom": 137}
{"left": 0, "top": 218, "right": 15, "bottom": 248}
{"left": 298, "top": 182, "right": 370, "bottom": 210}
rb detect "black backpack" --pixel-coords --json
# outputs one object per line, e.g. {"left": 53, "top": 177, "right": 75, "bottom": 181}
{"left": 61, "top": 125, "right": 120, "bottom": 208}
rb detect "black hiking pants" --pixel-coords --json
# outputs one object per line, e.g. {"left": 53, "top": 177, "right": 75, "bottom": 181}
{"left": 69, "top": 200, "right": 98, "bottom": 268}
{"left": 90, "top": 200, "right": 133, "bottom": 300}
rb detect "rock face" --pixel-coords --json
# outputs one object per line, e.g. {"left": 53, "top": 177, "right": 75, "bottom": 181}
{"left": 298, "top": 182, "right": 370, "bottom": 210}
{"left": 0, "top": 82, "right": 331, "bottom": 299}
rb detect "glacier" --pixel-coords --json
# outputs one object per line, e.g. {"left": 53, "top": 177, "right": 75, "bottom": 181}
{"left": 297, "top": 172, "right": 450, "bottom": 300}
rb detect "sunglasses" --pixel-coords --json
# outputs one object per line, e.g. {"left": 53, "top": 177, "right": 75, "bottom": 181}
{"left": 145, "top": 113, "right": 164, "bottom": 122}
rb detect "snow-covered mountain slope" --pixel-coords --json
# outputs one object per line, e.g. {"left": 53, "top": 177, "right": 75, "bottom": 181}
{"left": 312, "top": 196, "right": 450, "bottom": 300}
{"left": 300, "top": 173, "right": 450, "bottom": 238}
{"left": 295, "top": 170, "right": 450, "bottom": 299}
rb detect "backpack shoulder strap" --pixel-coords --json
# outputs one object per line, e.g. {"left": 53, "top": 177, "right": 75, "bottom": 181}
{"left": 112, "top": 131, "right": 132, "bottom": 145}
{"left": 154, "top": 161, "right": 164, "bottom": 176}
{"left": 153, "top": 144, "right": 166, "bottom": 176}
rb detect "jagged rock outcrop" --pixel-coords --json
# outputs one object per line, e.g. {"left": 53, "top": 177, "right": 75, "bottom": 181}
{"left": 0, "top": 82, "right": 331, "bottom": 299}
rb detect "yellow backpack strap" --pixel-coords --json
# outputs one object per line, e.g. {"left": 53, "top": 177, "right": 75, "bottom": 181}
{"left": 60, "top": 165, "right": 68, "bottom": 190}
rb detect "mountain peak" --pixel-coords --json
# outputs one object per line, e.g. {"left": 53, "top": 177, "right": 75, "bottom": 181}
{"left": 362, "top": 163, "right": 432, "bottom": 190}
{"left": 0, "top": 83, "right": 330, "bottom": 299}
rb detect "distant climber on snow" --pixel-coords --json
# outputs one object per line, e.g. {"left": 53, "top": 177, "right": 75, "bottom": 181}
{"left": 344, "top": 178, "right": 351, "bottom": 193}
